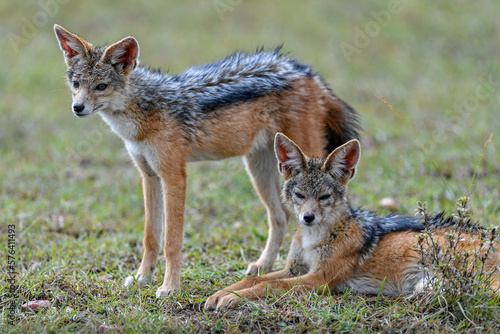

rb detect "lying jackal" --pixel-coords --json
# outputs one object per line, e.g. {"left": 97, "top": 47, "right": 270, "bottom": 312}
{"left": 205, "top": 133, "right": 500, "bottom": 310}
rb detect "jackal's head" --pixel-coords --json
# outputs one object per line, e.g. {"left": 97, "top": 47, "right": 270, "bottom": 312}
{"left": 54, "top": 24, "right": 139, "bottom": 117}
{"left": 275, "top": 133, "right": 360, "bottom": 227}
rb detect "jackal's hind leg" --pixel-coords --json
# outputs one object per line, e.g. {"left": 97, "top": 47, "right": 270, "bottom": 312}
{"left": 243, "top": 139, "right": 289, "bottom": 275}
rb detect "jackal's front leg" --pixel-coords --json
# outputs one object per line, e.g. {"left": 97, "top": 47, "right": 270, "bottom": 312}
{"left": 204, "top": 269, "right": 292, "bottom": 310}
{"left": 206, "top": 237, "right": 309, "bottom": 310}
{"left": 155, "top": 163, "right": 187, "bottom": 297}
{"left": 124, "top": 160, "right": 164, "bottom": 289}
{"left": 213, "top": 273, "right": 332, "bottom": 309}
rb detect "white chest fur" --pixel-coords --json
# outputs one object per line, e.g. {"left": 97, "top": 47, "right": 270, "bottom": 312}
{"left": 300, "top": 223, "right": 329, "bottom": 250}
{"left": 300, "top": 224, "right": 331, "bottom": 269}
{"left": 99, "top": 111, "right": 139, "bottom": 141}
{"left": 124, "top": 138, "right": 147, "bottom": 156}
{"left": 99, "top": 111, "right": 159, "bottom": 171}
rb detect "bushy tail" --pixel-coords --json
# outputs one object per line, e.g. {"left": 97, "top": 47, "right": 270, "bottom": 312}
{"left": 323, "top": 94, "right": 362, "bottom": 153}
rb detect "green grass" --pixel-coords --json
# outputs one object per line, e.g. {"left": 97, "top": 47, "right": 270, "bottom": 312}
{"left": 1, "top": 0, "right": 499, "bottom": 332}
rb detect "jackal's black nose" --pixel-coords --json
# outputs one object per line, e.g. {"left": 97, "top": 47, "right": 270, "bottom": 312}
{"left": 73, "top": 104, "right": 85, "bottom": 113}
{"left": 303, "top": 213, "right": 315, "bottom": 223}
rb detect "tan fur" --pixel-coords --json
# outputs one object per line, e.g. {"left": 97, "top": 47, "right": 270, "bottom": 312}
{"left": 182, "top": 77, "right": 334, "bottom": 159}
{"left": 205, "top": 134, "right": 500, "bottom": 310}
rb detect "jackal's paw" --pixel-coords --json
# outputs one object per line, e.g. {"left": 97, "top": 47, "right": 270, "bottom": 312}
{"left": 205, "top": 290, "right": 241, "bottom": 310}
{"left": 246, "top": 261, "right": 272, "bottom": 276}
{"left": 155, "top": 284, "right": 179, "bottom": 298}
{"left": 216, "top": 294, "right": 242, "bottom": 310}
{"left": 204, "top": 290, "right": 232, "bottom": 310}
{"left": 124, "top": 274, "right": 150, "bottom": 289}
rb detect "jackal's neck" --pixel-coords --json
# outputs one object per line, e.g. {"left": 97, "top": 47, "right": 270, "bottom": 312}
{"left": 99, "top": 110, "right": 139, "bottom": 141}
{"left": 128, "top": 67, "right": 171, "bottom": 107}
{"left": 327, "top": 200, "right": 354, "bottom": 222}
{"left": 97, "top": 67, "right": 171, "bottom": 141}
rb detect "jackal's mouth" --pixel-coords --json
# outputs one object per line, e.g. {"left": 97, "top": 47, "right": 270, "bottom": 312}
{"left": 74, "top": 112, "right": 91, "bottom": 118}
{"left": 92, "top": 104, "right": 104, "bottom": 112}
{"left": 302, "top": 221, "right": 319, "bottom": 227}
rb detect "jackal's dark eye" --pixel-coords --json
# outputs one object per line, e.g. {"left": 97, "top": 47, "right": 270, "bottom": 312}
{"left": 95, "top": 83, "right": 108, "bottom": 91}
{"left": 72, "top": 81, "right": 79, "bottom": 88}
{"left": 319, "top": 194, "right": 331, "bottom": 201}
{"left": 295, "top": 192, "right": 305, "bottom": 199}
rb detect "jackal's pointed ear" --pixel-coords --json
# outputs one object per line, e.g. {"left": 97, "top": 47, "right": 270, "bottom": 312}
{"left": 102, "top": 37, "right": 140, "bottom": 74}
{"left": 274, "top": 133, "right": 307, "bottom": 179}
{"left": 54, "top": 24, "right": 92, "bottom": 65}
{"left": 323, "top": 139, "right": 360, "bottom": 183}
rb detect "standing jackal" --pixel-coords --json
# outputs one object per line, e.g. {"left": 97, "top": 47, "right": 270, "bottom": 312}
{"left": 53, "top": 25, "right": 360, "bottom": 297}
{"left": 205, "top": 134, "right": 500, "bottom": 310}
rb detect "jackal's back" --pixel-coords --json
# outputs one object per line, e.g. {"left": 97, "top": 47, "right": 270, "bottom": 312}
{"left": 354, "top": 210, "right": 481, "bottom": 261}
{"left": 129, "top": 47, "right": 360, "bottom": 148}
{"left": 131, "top": 48, "right": 312, "bottom": 119}
{"left": 169, "top": 47, "right": 314, "bottom": 111}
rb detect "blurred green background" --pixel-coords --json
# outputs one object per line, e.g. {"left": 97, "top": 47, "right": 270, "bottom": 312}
{"left": 0, "top": 0, "right": 499, "bottom": 331}
{"left": 1, "top": 0, "right": 498, "bottom": 222}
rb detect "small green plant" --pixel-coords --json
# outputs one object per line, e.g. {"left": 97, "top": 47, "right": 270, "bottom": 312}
{"left": 414, "top": 197, "right": 499, "bottom": 326}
